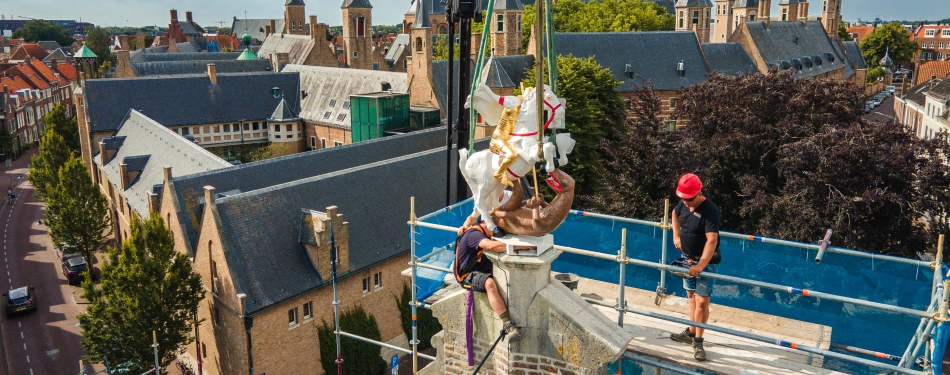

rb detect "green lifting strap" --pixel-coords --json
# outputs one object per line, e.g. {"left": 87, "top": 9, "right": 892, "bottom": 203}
{"left": 467, "top": 0, "right": 498, "bottom": 156}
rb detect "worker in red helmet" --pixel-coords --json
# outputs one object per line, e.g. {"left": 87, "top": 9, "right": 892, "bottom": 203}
{"left": 669, "top": 173, "right": 721, "bottom": 361}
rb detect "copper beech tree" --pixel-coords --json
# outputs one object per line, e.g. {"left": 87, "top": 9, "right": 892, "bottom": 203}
{"left": 593, "top": 72, "right": 950, "bottom": 258}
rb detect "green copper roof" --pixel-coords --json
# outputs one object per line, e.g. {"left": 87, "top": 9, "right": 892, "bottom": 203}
{"left": 237, "top": 48, "right": 258, "bottom": 60}
{"left": 74, "top": 43, "right": 98, "bottom": 58}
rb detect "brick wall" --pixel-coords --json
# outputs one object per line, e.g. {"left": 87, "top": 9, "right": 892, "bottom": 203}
{"left": 305, "top": 121, "right": 351, "bottom": 149}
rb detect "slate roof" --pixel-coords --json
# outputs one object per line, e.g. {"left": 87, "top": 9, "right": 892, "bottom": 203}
{"left": 408, "top": 0, "right": 446, "bottom": 16}
{"left": 10, "top": 43, "right": 50, "bottom": 62}
{"left": 830, "top": 36, "right": 856, "bottom": 79}
{"left": 901, "top": 80, "right": 937, "bottom": 106}
{"left": 231, "top": 19, "right": 286, "bottom": 44}
{"left": 494, "top": 0, "right": 525, "bottom": 10}
{"left": 742, "top": 21, "right": 848, "bottom": 79}
{"left": 178, "top": 22, "right": 202, "bottom": 38}
{"left": 94, "top": 110, "right": 232, "bottom": 218}
{"left": 268, "top": 98, "right": 300, "bottom": 121}
{"left": 385, "top": 34, "right": 410, "bottom": 61}
{"left": 130, "top": 60, "right": 272, "bottom": 76}
{"left": 556, "top": 31, "right": 710, "bottom": 91}
{"left": 83, "top": 71, "right": 301, "bottom": 132}
{"left": 286, "top": 0, "right": 306, "bottom": 5}
{"left": 171, "top": 127, "right": 448, "bottom": 254}
{"left": 432, "top": 55, "right": 534, "bottom": 121}
{"left": 257, "top": 34, "right": 318, "bottom": 67}
{"left": 281, "top": 64, "right": 408, "bottom": 128}
{"left": 778, "top": 0, "right": 801, "bottom": 4}
{"left": 130, "top": 52, "right": 243, "bottom": 63}
{"left": 841, "top": 41, "right": 867, "bottom": 70}
{"left": 214, "top": 145, "right": 451, "bottom": 314}
{"left": 342, "top": 0, "right": 373, "bottom": 8}
{"left": 42, "top": 48, "right": 70, "bottom": 63}
{"left": 174, "top": 42, "right": 198, "bottom": 53}
{"left": 413, "top": 0, "right": 433, "bottom": 28}
{"left": 732, "top": 0, "right": 759, "bottom": 7}
{"left": 674, "top": 0, "right": 712, "bottom": 7}
{"left": 702, "top": 43, "right": 757, "bottom": 75}
{"left": 37, "top": 41, "right": 62, "bottom": 52}
{"left": 929, "top": 79, "right": 950, "bottom": 99}
{"left": 646, "top": 0, "right": 676, "bottom": 13}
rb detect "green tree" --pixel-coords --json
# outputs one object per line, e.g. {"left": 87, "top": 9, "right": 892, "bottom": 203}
{"left": 83, "top": 26, "right": 114, "bottom": 65}
{"left": 866, "top": 66, "right": 885, "bottom": 83}
{"left": 523, "top": 0, "right": 675, "bottom": 51}
{"left": 395, "top": 283, "right": 442, "bottom": 350}
{"left": 27, "top": 130, "right": 72, "bottom": 200}
{"left": 838, "top": 21, "right": 854, "bottom": 41}
{"left": 11, "top": 20, "right": 75, "bottom": 47}
{"left": 521, "top": 55, "right": 625, "bottom": 197}
{"left": 860, "top": 22, "right": 918, "bottom": 68}
{"left": 215, "top": 27, "right": 232, "bottom": 36}
{"left": 0, "top": 128, "right": 14, "bottom": 161}
{"left": 317, "top": 306, "right": 386, "bottom": 375}
{"left": 44, "top": 156, "right": 111, "bottom": 262}
{"left": 79, "top": 212, "right": 204, "bottom": 373}
{"left": 42, "top": 103, "right": 80, "bottom": 152}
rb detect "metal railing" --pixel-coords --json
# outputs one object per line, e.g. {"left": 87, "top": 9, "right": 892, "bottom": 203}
{"left": 405, "top": 197, "right": 945, "bottom": 375}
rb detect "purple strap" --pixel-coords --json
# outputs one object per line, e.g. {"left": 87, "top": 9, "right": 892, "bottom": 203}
{"left": 466, "top": 289, "right": 475, "bottom": 366}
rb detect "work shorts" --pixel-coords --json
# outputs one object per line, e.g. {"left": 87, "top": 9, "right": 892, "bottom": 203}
{"left": 461, "top": 271, "right": 492, "bottom": 293}
{"left": 683, "top": 264, "right": 718, "bottom": 297}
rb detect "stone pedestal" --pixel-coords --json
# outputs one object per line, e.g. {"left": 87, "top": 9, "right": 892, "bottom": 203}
{"left": 422, "top": 241, "right": 633, "bottom": 375}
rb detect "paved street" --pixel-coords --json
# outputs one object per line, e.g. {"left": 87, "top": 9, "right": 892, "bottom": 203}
{"left": 0, "top": 150, "right": 90, "bottom": 375}
{"left": 863, "top": 92, "right": 896, "bottom": 123}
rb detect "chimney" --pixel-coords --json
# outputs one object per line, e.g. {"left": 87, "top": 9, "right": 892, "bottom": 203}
{"left": 873, "top": 21, "right": 878, "bottom": 28}
{"left": 148, "top": 192, "right": 160, "bottom": 213}
{"left": 163, "top": 166, "right": 173, "bottom": 185}
{"left": 204, "top": 186, "right": 216, "bottom": 211}
{"left": 305, "top": 206, "right": 351, "bottom": 278}
{"left": 137, "top": 33, "right": 145, "bottom": 51}
{"left": 170, "top": 9, "right": 178, "bottom": 21}
{"left": 98, "top": 141, "right": 109, "bottom": 163}
{"left": 186, "top": 11, "right": 193, "bottom": 23}
{"left": 932, "top": 75, "right": 938, "bottom": 89}
{"left": 207, "top": 63, "right": 217, "bottom": 85}
{"left": 270, "top": 20, "right": 277, "bottom": 35}
{"left": 119, "top": 35, "right": 129, "bottom": 50}
{"left": 265, "top": 25, "right": 272, "bottom": 36}
{"left": 168, "top": 38, "right": 179, "bottom": 53}
{"left": 310, "top": 15, "right": 318, "bottom": 40}
{"left": 116, "top": 50, "right": 132, "bottom": 75}
{"left": 119, "top": 163, "right": 129, "bottom": 190}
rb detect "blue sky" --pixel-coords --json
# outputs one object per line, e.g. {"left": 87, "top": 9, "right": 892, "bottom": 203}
{"left": 0, "top": 0, "right": 945, "bottom": 29}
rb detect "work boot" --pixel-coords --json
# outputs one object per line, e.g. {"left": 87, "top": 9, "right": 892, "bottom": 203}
{"left": 503, "top": 321, "right": 521, "bottom": 343}
{"left": 693, "top": 337, "right": 707, "bottom": 361}
{"left": 670, "top": 328, "right": 694, "bottom": 344}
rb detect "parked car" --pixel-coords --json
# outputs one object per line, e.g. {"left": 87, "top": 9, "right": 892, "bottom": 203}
{"left": 863, "top": 105, "right": 872, "bottom": 114}
{"left": 886, "top": 86, "right": 896, "bottom": 93}
{"left": 55, "top": 242, "right": 79, "bottom": 263}
{"left": 62, "top": 256, "right": 91, "bottom": 285}
{"left": 4, "top": 286, "right": 36, "bottom": 317}
{"left": 872, "top": 98, "right": 882, "bottom": 107}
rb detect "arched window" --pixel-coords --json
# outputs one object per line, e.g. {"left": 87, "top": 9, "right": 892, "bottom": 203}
{"left": 749, "top": 11, "right": 756, "bottom": 21}
{"left": 415, "top": 37, "right": 423, "bottom": 52}
{"left": 438, "top": 25, "right": 447, "bottom": 34}
{"left": 356, "top": 16, "right": 366, "bottom": 37}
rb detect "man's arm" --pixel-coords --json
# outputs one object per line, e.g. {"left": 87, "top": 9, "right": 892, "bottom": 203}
{"left": 671, "top": 209, "right": 682, "bottom": 250}
{"left": 478, "top": 239, "right": 534, "bottom": 253}
{"left": 458, "top": 212, "right": 480, "bottom": 236}
{"left": 688, "top": 232, "right": 718, "bottom": 277}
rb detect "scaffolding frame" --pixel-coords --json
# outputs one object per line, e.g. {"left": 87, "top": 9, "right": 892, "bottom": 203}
{"left": 401, "top": 197, "right": 945, "bottom": 375}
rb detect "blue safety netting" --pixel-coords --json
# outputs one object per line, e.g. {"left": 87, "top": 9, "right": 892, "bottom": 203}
{"left": 412, "top": 199, "right": 936, "bottom": 371}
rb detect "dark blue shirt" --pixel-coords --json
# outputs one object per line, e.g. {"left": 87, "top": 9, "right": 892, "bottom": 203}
{"left": 456, "top": 228, "right": 494, "bottom": 277}
{"left": 674, "top": 199, "right": 722, "bottom": 265}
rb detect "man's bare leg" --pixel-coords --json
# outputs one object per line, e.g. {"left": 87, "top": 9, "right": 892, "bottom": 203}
{"left": 694, "top": 295, "right": 710, "bottom": 338}
{"left": 686, "top": 290, "right": 696, "bottom": 335}
{"left": 484, "top": 277, "right": 508, "bottom": 316}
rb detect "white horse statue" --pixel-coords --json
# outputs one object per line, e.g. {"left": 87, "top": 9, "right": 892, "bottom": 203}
{"left": 459, "top": 82, "right": 576, "bottom": 237}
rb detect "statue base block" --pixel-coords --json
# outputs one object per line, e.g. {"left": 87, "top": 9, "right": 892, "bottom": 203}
{"left": 495, "top": 234, "right": 553, "bottom": 256}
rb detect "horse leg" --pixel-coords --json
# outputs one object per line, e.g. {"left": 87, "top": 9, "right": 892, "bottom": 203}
{"left": 542, "top": 142, "right": 557, "bottom": 173}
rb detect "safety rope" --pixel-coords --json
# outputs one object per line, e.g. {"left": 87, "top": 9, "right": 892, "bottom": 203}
{"left": 470, "top": 328, "right": 508, "bottom": 375}
{"left": 467, "top": 0, "right": 498, "bottom": 156}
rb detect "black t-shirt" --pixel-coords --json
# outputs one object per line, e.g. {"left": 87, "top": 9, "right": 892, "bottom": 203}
{"left": 456, "top": 228, "right": 494, "bottom": 277}
{"left": 674, "top": 199, "right": 722, "bottom": 265}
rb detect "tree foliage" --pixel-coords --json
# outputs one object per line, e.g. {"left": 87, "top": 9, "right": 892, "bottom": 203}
{"left": 83, "top": 26, "right": 114, "bottom": 65}
{"left": 395, "top": 283, "right": 442, "bottom": 350}
{"left": 43, "top": 103, "right": 80, "bottom": 153}
{"left": 522, "top": 0, "right": 674, "bottom": 51}
{"left": 0, "top": 128, "right": 14, "bottom": 161}
{"left": 79, "top": 212, "right": 204, "bottom": 373}
{"left": 592, "top": 72, "right": 950, "bottom": 258}
{"left": 837, "top": 21, "right": 854, "bottom": 41}
{"left": 11, "top": 20, "right": 75, "bottom": 47}
{"left": 521, "top": 55, "right": 625, "bottom": 197}
{"left": 866, "top": 66, "right": 885, "bottom": 83}
{"left": 28, "top": 129, "right": 72, "bottom": 200}
{"left": 44, "top": 156, "right": 111, "bottom": 263}
{"left": 317, "top": 305, "right": 386, "bottom": 375}
{"left": 860, "top": 22, "right": 918, "bottom": 68}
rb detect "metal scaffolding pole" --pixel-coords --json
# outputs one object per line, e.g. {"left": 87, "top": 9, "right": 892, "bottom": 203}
{"left": 409, "top": 197, "right": 420, "bottom": 373}
{"left": 330, "top": 223, "right": 343, "bottom": 375}
{"left": 614, "top": 228, "right": 627, "bottom": 374}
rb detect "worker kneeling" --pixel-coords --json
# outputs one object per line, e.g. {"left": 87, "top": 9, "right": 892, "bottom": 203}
{"left": 455, "top": 217, "right": 527, "bottom": 343}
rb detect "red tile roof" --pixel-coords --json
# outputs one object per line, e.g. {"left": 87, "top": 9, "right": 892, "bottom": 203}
{"left": 916, "top": 60, "right": 950, "bottom": 85}
{"left": 55, "top": 63, "right": 79, "bottom": 81}
{"left": 27, "top": 60, "right": 58, "bottom": 83}
{"left": 1, "top": 75, "right": 34, "bottom": 92}
{"left": 5, "top": 66, "right": 51, "bottom": 90}
{"left": 10, "top": 43, "right": 50, "bottom": 62}
{"left": 847, "top": 25, "right": 875, "bottom": 41}
{"left": 913, "top": 25, "right": 950, "bottom": 38}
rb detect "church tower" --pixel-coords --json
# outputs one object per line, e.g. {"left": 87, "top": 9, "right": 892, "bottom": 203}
{"left": 713, "top": 0, "right": 733, "bottom": 43}
{"left": 821, "top": 0, "right": 842, "bottom": 38}
{"left": 491, "top": 0, "right": 525, "bottom": 56}
{"left": 342, "top": 0, "right": 374, "bottom": 70}
{"left": 284, "top": 0, "right": 307, "bottom": 35}
{"left": 408, "top": 0, "right": 435, "bottom": 107}
{"left": 779, "top": 0, "right": 800, "bottom": 21}
{"left": 675, "top": 0, "right": 713, "bottom": 44}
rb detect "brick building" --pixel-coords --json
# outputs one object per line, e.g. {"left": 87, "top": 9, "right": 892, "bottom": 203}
{"left": 674, "top": 0, "right": 713, "bottom": 43}
{"left": 912, "top": 24, "right": 950, "bottom": 63}
{"left": 729, "top": 21, "right": 857, "bottom": 81}
{"left": 919, "top": 78, "right": 950, "bottom": 139}
{"left": 160, "top": 128, "right": 453, "bottom": 375}
{"left": 162, "top": 9, "right": 203, "bottom": 47}
{"left": 1, "top": 58, "right": 78, "bottom": 153}
{"left": 895, "top": 77, "right": 942, "bottom": 138}
{"left": 76, "top": 70, "right": 302, "bottom": 173}
{"left": 404, "top": 0, "right": 523, "bottom": 57}
{"left": 281, "top": 64, "right": 408, "bottom": 149}
{"left": 914, "top": 60, "right": 950, "bottom": 86}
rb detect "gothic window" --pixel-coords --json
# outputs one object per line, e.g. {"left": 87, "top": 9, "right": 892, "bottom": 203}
{"left": 415, "top": 37, "right": 423, "bottom": 52}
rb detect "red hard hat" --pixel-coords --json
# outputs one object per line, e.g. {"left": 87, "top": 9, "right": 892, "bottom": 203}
{"left": 676, "top": 173, "right": 702, "bottom": 199}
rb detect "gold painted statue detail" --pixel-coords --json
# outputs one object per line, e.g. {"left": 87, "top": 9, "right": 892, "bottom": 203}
{"left": 490, "top": 105, "right": 522, "bottom": 187}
